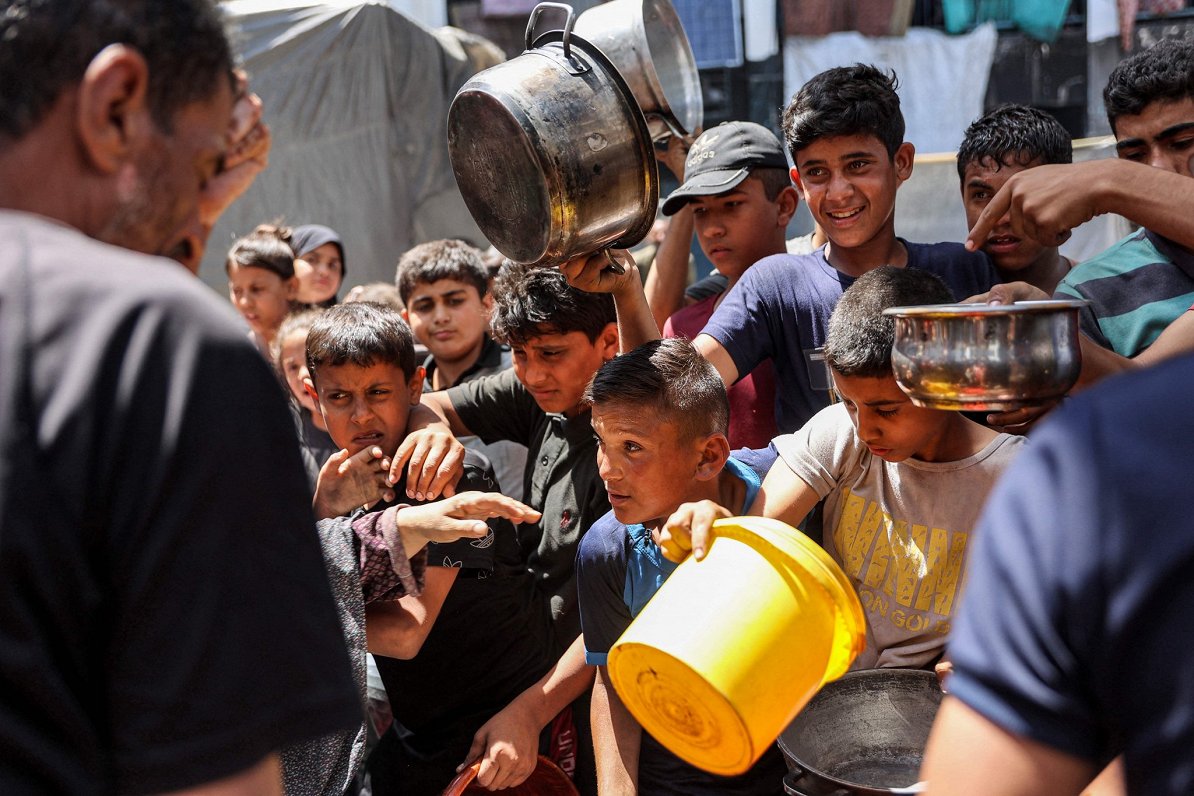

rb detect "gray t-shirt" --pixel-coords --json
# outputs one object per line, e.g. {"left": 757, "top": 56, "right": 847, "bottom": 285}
{"left": 774, "top": 404, "right": 1026, "bottom": 669}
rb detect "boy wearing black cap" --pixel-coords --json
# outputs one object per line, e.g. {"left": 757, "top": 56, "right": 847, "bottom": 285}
{"left": 656, "top": 121, "right": 798, "bottom": 449}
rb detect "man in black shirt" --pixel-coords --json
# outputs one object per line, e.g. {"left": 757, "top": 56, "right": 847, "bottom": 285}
{"left": 0, "top": 2, "right": 363, "bottom": 793}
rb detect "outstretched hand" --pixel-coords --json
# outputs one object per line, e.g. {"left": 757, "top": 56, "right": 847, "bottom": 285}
{"left": 398, "top": 492, "right": 541, "bottom": 544}
{"left": 654, "top": 500, "right": 732, "bottom": 562}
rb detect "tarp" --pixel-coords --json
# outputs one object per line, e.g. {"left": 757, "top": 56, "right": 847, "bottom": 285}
{"left": 202, "top": 1, "right": 494, "bottom": 292}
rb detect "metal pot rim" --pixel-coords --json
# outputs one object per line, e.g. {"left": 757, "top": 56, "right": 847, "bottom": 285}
{"left": 882, "top": 299, "right": 1089, "bottom": 318}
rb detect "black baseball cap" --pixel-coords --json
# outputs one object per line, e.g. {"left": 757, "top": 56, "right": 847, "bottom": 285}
{"left": 661, "top": 121, "right": 790, "bottom": 216}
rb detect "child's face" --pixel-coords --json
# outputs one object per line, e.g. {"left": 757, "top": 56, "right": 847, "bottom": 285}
{"left": 832, "top": 371, "right": 954, "bottom": 463}
{"left": 689, "top": 177, "right": 793, "bottom": 279}
{"left": 511, "top": 326, "right": 618, "bottom": 417}
{"left": 961, "top": 157, "right": 1054, "bottom": 273}
{"left": 308, "top": 360, "right": 423, "bottom": 456}
{"left": 402, "top": 278, "right": 493, "bottom": 365}
{"left": 295, "top": 243, "right": 344, "bottom": 305}
{"left": 793, "top": 134, "right": 913, "bottom": 253}
{"left": 278, "top": 329, "right": 319, "bottom": 415}
{"left": 1113, "top": 96, "right": 1194, "bottom": 177}
{"left": 592, "top": 402, "right": 706, "bottom": 528}
{"left": 227, "top": 263, "right": 297, "bottom": 341}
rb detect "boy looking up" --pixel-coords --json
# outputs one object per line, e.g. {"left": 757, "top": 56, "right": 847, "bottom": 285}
{"left": 659, "top": 267, "right": 1025, "bottom": 669}
{"left": 657, "top": 121, "right": 798, "bottom": 449}
{"left": 302, "top": 302, "right": 551, "bottom": 795}
{"left": 576, "top": 338, "right": 788, "bottom": 794}
{"left": 957, "top": 104, "right": 1073, "bottom": 295}
{"left": 397, "top": 239, "right": 527, "bottom": 499}
{"left": 563, "top": 65, "right": 999, "bottom": 434}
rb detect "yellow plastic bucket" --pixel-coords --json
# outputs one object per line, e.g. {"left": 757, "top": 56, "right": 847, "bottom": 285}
{"left": 606, "top": 516, "right": 866, "bottom": 776}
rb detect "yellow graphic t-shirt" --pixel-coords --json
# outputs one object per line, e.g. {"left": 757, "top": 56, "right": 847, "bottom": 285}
{"left": 774, "top": 403, "right": 1026, "bottom": 669}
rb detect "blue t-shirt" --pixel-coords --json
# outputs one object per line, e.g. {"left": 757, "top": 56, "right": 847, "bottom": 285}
{"left": 700, "top": 242, "right": 998, "bottom": 433}
{"left": 946, "top": 354, "right": 1194, "bottom": 794}
{"left": 576, "top": 447, "right": 786, "bottom": 795}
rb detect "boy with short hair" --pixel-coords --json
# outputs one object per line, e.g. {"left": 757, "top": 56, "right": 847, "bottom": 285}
{"left": 956, "top": 104, "right": 1073, "bottom": 294}
{"left": 656, "top": 121, "right": 799, "bottom": 449}
{"left": 302, "top": 302, "right": 553, "bottom": 795}
{"left": 399, "top": 266, "right": 617, "bottom": 793}
{"left": 564, "top": 65, "right": 999, "bottom": 435}
{"left": 660, "top": 267, "right": 1025, "bottom": 669}
{"left": 576, "top": 338, "right": 788, "bottom": 794}
{"left": 397, "top": 239, "right": 527, "bottom": 499}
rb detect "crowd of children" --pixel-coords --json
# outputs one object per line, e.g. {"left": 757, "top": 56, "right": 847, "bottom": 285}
{"left": 206, "top": 36, "right": 1194, "bottom": 796}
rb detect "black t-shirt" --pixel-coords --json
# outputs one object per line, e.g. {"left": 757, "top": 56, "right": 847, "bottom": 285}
{"left": 371, "top": 456, "right": 556, "bottom": 794}
{"left": 0, "top": 214, "right": 360, "bottom": 794}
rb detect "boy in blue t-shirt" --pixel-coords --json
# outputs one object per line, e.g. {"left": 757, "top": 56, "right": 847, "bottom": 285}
{"left": 563, "top": 65, "right": 999, "bottom": 434}
{"left": 576, "top": 337, "right": 787, "bottom": 795}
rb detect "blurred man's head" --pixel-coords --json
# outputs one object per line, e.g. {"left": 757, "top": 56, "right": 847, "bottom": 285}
{"left": 0, "top": 0, "right": 237, "bottom": 255}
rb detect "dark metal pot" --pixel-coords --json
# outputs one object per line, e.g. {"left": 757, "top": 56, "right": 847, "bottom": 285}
{"left": 574, "top": 0, "right": 703, "bottom": 142}
{"left": 777, "top": 669, "right": 941, "bottom": 796}
{"left": 447, "top": 3, "right": 658, "bottom": 266}
{"left": 883, "top": 300, "right": 1088, "bottom": 411}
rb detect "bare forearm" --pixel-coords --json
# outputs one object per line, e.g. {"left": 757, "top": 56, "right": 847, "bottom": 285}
{"left": 592, "top": 666, "right": 640, "bottom": 794}
{"left": 1096, "top": 160, "right": 1194, "bottom": 250}
{"left": 613, "top": 279, "right": 662, "bottom": 352}
{"left": 643, "top": 207, "right": 693, "bottom": 330}
{"left": 513, "top": 635, "right": 595, "bottom": 728}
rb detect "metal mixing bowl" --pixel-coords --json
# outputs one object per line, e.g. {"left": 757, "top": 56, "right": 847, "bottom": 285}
{"left": 882, "top": 300, "right": 1088, "bottom": 411}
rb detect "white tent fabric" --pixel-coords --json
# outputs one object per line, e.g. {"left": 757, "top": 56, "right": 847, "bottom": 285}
{"left": 202, "top": 1, "right": 490, "bottom": 291}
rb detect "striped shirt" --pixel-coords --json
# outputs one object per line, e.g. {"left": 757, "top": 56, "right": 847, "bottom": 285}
{"left": 1055, "top": 228, "right": 1194, "bottom": 357}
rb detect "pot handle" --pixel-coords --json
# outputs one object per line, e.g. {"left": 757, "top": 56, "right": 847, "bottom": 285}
{"left": 525, "top": 2, "right": 578, "bottom": 59}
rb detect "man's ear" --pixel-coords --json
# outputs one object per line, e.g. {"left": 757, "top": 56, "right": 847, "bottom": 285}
{"left": 598, "top": 322, "right": 619, "bottom": 361}
{"left": 776, "top": 185, "right": 800, "bottom": 227}
{"left": 76, "top": 44, "right": 152, "bottom": 175}
{"left": 400, "top": 307, "right": 410, "bottom": 324}
{"left": 285, "top": 276, "right": 300, "bottom": 301}
{"left": 894, "top": 142, "right": 915, "bottom": 183}
{"left": 694, "top": 433, "right": 731, "bottom": 481}
{"left": 408, "top": 366, "right": 426, "bottom": 406}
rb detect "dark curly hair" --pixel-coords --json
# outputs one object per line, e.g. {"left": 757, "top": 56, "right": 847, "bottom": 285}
{"left": 956, "top": 104, "right": 1072, "bottom": 181}
{"left": 0, "top": 0, "right": 236, "bottom": 141}
{"left": 782, "top": 64, "right": 905, "bottom": 161}
{"left": 1104, "top": 38, "right": 1194, "bottom": 134}
{"left": 488, "top": 264, "right": 616, "bottom": 347}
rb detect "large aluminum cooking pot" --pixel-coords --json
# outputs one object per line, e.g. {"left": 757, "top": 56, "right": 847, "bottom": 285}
{"left": 574, "top": 0, "right": 703, "bottom": 142}
{"left": 882, "top": 300, "right": 1088, "bottom": 411}
{"left": 777, "top": 669, "right": 940, "bottom": 796}
{"left": 447, "top": 3, "right": 658, "bottom": 266}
